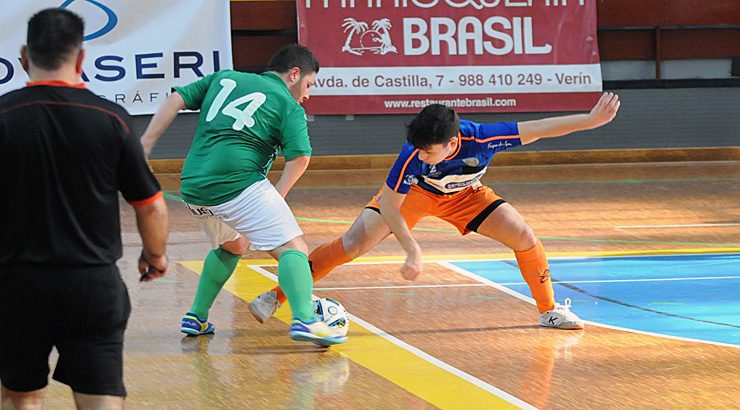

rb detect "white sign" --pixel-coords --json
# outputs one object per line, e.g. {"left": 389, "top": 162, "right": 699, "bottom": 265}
{"left": 313, "top": 65, "right": 601, "bottom": 95}
{"left": 0, "top": 0, "right": 232, "bottom": 115}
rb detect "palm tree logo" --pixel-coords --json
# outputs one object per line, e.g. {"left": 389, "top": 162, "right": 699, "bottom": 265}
{"left": 341, "top": 17, "right": 397, "bottom": 56}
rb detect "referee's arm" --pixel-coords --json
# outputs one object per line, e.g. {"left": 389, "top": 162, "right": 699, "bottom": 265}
{"left": 133, "top": 194, "right": 169, "bottom": 281}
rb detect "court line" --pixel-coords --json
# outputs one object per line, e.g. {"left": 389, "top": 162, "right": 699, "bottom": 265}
{"left": 578, "top": 322, "right": 740, "bottom": 350}
{"left": 264, "top": 176, "right": 739, "bottom": 189}
{"left": 247, "top": 265, "right": 536, "bottom": 410}
{"left": 436, "top": 261, "right": 740, "bottom": 349}
{"left": 248, "top": 264, "right": 534, "bottom": 410}
{"left": 492, "top": 177, "right": 739, "bottom": 186}
{"left": 161, "top": 191, "right": 740, "bottom": 248}
{"left": 555, "top": 281, "right": 740, "bottom": 329}
{"left": 234, "top": 247, "right": 740, "bottom": 268}
{"left": 293, "top": 215, "right": 740, "bottom": 247}
{"left": 315, "top": 275, "right": 740, "bottom": 291}
{"left": 316, "top": 283, "right": 487, "bottom": 291}
{"left": 615, "top": 222, "right": 740, "bottom": 229}
{"left": 295, "top": 219, "right": 740, "bottom": 247}
{"left": 178, "top": 259, "right": 533, "bottom": 409}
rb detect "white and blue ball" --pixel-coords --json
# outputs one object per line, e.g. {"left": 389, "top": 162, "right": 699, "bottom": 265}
{"left": 313, "top": 297, "right": 350, "bottom": 337}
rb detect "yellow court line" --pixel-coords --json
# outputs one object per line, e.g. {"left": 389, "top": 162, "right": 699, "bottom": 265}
{"left": 179, "top": 260, "right": 528, "bottom": 410}
{"left": 178, "top": 248, "right": 739, "bottom": 408}
{"left": 236, "top": 247, "right": 740, "bottom": 267}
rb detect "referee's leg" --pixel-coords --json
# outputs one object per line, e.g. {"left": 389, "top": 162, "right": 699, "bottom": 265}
{"left": 0, "top": 266, "right": 54, "bottom": 410}
{"left": 53, "top": 266, "right": 131, "bottom": 409}
{"left": 1, "top": 385, "right": 45, "bottom": 410}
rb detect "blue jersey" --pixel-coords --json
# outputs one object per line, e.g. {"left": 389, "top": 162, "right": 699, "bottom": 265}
{"left": 386, "top": 120, "right": 521, "bottom": 195}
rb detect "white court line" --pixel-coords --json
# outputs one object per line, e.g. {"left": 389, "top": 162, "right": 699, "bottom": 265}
{"left": 437, "top": 261, "right": 740, "bottom": 350}
{"left": 615, "top": 222, "right": 740, "bottom": 229}
{"left": 348, "top": 315, "right": 536, "bottom": 409}
{"left": 315, "top": 275, "right": 740, "bottom": 291}
{"left": 247, "top": 264, "right": 537, "bottom": 410}
{"left": 251, "top": 251, "right": 740, "bottom": 268}
{"left": 316, "top": 283, "right": 487, "bottom": 291}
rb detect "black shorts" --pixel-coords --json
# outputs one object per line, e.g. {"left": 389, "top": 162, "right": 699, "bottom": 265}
{"left": 0, "top": 264, "right": 131, "bottom": 396}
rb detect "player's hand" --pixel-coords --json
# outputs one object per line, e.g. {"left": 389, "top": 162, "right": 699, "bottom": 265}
{"left": 400, "top": 248, "right": 423, "bottom": 280}
{"left": 588, "top": 92, "right": 620, "bottom": 128}
{"left": 138, "top": 250, "right": 169, "bottom": 282}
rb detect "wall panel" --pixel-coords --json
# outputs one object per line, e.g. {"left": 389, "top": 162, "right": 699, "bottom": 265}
{"left": 597, "top": 0, "right": 740, "bottom": 26}
{"left": 141, "top": 88, "right": 740, "bottom": 158}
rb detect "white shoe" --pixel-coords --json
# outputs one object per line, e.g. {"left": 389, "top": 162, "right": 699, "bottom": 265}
{"left": 539, "top": 298, "right": 585, "bottom": 330}
{"left": 249, "top": 290, "right": 280, "bottom": 324}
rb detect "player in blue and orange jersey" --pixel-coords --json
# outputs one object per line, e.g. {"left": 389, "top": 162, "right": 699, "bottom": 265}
{"left": 250, "top": 92, "right": 620, "bottom": 329}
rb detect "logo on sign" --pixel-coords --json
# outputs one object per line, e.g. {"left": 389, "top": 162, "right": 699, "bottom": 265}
{"left": 59, "top": 0, "right": 118, "bottom": 41}
{"left": 341, "top": 18, "right": 397, "bottom": 56}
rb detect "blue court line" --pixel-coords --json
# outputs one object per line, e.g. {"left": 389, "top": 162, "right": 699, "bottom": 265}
{"left": 451, "top": 253, "right": 740, "bottom": 346}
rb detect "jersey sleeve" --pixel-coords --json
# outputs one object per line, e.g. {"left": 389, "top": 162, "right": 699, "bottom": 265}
{"left": 173, "top": 72, "right": 216, "bottom": 110}
{"left": 116, "top": 113, "right": 161, "bottom": 204}
{"left": 385, "top": 143, "right": 422, "bottom": 194}
{"left": 279, "top": 105, "right": 312, "bottom": 160}
{"left": 459, "top": 119, "right": 522, "bottom": 154}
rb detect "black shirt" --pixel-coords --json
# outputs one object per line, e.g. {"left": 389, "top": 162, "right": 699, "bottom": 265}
{"left": 0, "top": 82, "right": 161, "bottom": 267}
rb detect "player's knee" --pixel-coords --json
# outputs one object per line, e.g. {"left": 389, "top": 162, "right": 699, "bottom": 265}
{"left": 283, "top": 237, "right": 309, "bottom": 255}
{"left": 515, "top": 227, "right": 538, "bottom": 251}
{"left": 220, "top": 237, "right": 248, "bottom": 255}
{"left": 342, "top": 237, "right": 360, "bottom": 258}
{"left": 342, "top": 232, "right": 370, "bottom": 258}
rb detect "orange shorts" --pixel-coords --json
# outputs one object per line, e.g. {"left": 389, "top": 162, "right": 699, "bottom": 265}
{"left": 366, "top": 184, "right": 506, "bottom": 235}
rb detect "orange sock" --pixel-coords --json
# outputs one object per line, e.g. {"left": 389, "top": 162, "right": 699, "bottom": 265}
{"left": 273, "top": 237, "right": 352, "bottom": 304}
{"left": 514, "top": 239, "right": 555, "bottom": 313}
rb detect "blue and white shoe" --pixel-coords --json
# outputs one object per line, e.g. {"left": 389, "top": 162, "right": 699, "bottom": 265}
{"left": 181, "top": 312, "right": 215, "bottom": 336}
{"left": 289, "top": 318, "right": 347, "bottom": 346}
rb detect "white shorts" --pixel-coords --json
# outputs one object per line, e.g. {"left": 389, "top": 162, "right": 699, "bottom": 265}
{"left": 184, "top": 179, "right": 303, "bottom": 251}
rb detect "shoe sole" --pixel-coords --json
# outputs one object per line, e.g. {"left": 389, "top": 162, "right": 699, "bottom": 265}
{"left": 248, "top": 302, "right": 267, "bottom": 324}
{"left": 289, "top": 331, "right": 347, "bottom": 346}
{"left": 539, "top": 322, "right": 585, "bottom": 330}
{"left": 180, "top": 327, "right": 215, "bottom": 336}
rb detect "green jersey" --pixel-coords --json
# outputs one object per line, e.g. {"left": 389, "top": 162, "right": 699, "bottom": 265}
{"left": 175, "top": 70, "right": 311, "bottom": 206}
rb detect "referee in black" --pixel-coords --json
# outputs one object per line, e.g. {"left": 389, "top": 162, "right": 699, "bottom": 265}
{"left": 0, "top": 8, "right": 169, "bottom": 409}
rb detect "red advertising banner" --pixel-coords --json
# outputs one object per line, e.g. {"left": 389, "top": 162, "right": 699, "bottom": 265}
{"left": 298, "top": 0, "right": 602, "bottom": 114}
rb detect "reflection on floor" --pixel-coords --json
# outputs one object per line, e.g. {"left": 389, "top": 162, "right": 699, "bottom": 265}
{"left": 39, "top": 161, "right": 740, "bottom": 409}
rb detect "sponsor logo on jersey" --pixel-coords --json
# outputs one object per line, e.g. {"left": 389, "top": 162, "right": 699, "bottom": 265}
{"left": 462, "top": 157, "right": 480, "bottom": 167}
{"left": 444, "top": 174, "right": 482, "bottom": 190}
{"left": 428, "top": 164, "right": 440, "bottom": 177}
{"left": 488, "top": 141, "right": 513, "bottom": 150}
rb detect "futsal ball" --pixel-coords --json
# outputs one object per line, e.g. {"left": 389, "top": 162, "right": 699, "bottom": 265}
{"left": 314, "top": 297, "right": 350, "bottom": 337}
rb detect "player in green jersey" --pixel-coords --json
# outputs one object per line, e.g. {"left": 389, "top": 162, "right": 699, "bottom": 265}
{"left": 141, "top": 44, "right": 345, "bottom": 346}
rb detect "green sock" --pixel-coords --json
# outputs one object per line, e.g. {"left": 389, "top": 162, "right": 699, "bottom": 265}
{"left": 277, "top": 250, "right": 314, "bottom": 322}
{"left": 190, "top": 247, "right": 241, "bottom": 320}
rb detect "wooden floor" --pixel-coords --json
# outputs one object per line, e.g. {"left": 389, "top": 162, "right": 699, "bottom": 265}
{"left": 43, "top": 160, "right": 740, "bottom": 409}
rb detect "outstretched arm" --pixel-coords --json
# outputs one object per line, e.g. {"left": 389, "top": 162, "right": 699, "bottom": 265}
{"left": 140, "top": 92, "right": 187, "bottom": 156}
{"left": 379, "top": 185, "right": 423, "bottom": 280}
{"left": 518, "top": 92, "right": 620, "bottom": 145}
{"left": 275, "top": 155, "right": 310, "bottom": 198}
